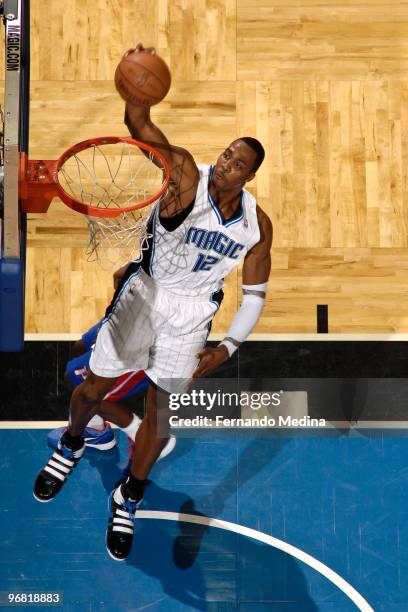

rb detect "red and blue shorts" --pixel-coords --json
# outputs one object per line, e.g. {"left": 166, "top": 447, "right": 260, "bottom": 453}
{"left": 66, "top": 320, "right": 149, "bottom": 401}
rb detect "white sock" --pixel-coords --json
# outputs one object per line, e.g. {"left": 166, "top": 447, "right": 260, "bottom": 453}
{"left": 86, "top": 415, "right": 105, "bottom": 431}
{"left": 121, "top": 414, "right": 142, "bottom": 441}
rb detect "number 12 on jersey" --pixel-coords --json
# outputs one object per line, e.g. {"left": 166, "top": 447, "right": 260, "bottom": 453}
{"left": 192, "top": 253, "right": 220, "bottom": 272}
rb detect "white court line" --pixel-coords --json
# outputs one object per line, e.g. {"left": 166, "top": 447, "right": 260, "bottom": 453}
{"left": 0, "top": 421, "right": 67, "bottom": 429}
{"left": 0, "top": 421, "right": 120, "bottom": 429}
{"left": 1, "top": 421, "right": 408, "bottom": 430}
{"left": 137, "top": 511, "right": 374, "bottom": 612}
{"left": 24, "top": 333, "right": 408, "bottom": 341}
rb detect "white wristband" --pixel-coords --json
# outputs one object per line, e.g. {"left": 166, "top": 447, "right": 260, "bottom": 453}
{"left": 218, "top": 282, "right": 268, "bottom": 357}
{"left": 219, "top": 337, "right": 240, "bottom": 357}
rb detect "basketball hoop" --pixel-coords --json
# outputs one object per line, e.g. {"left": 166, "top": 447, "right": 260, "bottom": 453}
{"left": 19, "top": 136, "right": 171, "bottom": 267}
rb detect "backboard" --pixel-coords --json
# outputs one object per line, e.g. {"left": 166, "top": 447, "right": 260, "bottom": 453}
{"left": 0, "top": 0, "right": 29, "bottom": 351}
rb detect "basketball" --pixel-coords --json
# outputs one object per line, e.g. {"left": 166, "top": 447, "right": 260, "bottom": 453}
{"left": 114, "top": 49, "right": 171, "bottom": 107}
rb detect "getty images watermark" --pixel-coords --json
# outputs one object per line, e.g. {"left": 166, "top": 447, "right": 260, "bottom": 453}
{"left": 156, "top": 378, "right": 326, "bottom": 436}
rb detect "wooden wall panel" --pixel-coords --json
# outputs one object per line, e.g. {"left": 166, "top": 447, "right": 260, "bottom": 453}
{"left": 237, "top": 80, "right": 408, "bottom": 249}
{"left": 254, "top": 248, "right": 408, "bottom": 333}
{"left": 237, "top": 1, "right": 408, "bottom": 80}
{"left": 2, "top": 1, "right": 408, "bottom": 333}
{"left": 31, "top": 0, "right": 158, "bottom": 81}
{"left": 30, "top": 0, "right": 235, "bottom": 82}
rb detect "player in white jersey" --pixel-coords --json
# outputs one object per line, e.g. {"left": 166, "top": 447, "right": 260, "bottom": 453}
{"left": 140, "top": 162, "right": 261, "bottom": 296}
{"left": 33, "top": 44, "right": 272, "bottom": 562}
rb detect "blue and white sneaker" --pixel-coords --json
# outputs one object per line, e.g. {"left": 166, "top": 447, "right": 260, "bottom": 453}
{"left": 119, "top": 435, "right": 176, "bottom": 475}
{"left": 106, "top": 484, "right": 142, "bottom": 561}
{"left": 33, "top": 436, "right": 85, "bottom": 502}
{"left": 159, "top": 435, "right": 176, "bottom": 460}
{"left": 47, "top": 424, "right": 116, "bottom": 451}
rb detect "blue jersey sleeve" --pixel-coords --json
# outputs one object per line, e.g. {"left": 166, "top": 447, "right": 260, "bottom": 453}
{"left": 81, "top": 319, "right": 104, "bottom": 350}
{"left": 66, "top": 350, "right": 92, "bottom": 387}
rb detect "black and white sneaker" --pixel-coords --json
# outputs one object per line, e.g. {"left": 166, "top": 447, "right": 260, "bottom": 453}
{"left": 106, "top": 484, "right": 142, "bottom": 561}
{"left": 33, "top": 437, "right": 85, "bottom": 502}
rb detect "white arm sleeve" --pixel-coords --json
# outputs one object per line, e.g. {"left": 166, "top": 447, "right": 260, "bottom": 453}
{"left": 219, "top": 282, "right": 268, "bottom": 357}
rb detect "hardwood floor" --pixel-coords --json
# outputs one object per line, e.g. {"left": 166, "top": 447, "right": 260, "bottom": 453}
{"left": 3, "top": 1, "right": 408, "bottom": 332}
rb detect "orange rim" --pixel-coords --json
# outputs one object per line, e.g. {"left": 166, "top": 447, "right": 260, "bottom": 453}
{"left": 54, "top": 136, "right": 171, "bottom": 218}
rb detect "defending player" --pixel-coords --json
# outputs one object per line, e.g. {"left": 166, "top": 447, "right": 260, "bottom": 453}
{"left": 47, "top": 320, "right": 175, "bottom": 462}
{"left": 33, "top": 43, "right": 272, "bottom": 561}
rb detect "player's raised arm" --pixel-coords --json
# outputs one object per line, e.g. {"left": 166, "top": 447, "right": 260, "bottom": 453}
{"left": 119, "top": 44, "right": 199, "bottom": 216}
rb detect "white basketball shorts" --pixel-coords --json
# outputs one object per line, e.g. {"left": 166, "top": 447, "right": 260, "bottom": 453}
{"left": 89, "top": 268, "right": 221, "bottom": 391}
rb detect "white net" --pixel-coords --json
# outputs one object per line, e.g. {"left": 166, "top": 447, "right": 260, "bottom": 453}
{"left": 57, "top": 140, "right": 168, "bottom": 268}
{"left": 85, "top": 209, "right": 152, "bottom": 268}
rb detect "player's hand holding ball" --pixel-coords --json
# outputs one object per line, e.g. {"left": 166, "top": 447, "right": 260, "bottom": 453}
{"left": 115, "top": 43, "right": 171, "bottom": 107}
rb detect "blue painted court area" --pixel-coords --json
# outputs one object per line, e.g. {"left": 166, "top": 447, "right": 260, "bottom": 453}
{"left": 1, "top": 428, "right": 407, "bottom": 611}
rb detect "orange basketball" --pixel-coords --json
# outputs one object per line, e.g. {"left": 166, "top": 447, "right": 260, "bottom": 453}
{"left": 114, "top": 50, "right": 171, "bottom": 107}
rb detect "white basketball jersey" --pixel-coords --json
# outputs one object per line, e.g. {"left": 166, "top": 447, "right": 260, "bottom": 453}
{"left": 141, "top": 164, "right": 260, "bottom": 297}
